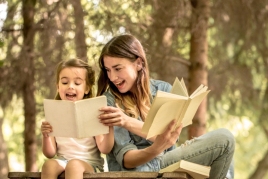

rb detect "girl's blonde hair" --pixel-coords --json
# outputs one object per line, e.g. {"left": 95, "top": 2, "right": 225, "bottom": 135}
{"left": 55, "top": 58, "right": 95, "bottom": 100}
{"left": 97, "top": 34, "right": 151, "bottom": 121}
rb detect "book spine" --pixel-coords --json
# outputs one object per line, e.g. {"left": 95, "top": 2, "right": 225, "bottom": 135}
{"left": 74, "top": 103, "right": 79, "bottom": 138}
{"left": 175, "top": 99, "right": 191, "bottom": 128}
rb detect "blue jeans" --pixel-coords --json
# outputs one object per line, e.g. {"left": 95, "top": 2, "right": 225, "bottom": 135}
{"left": 158, "top": 128, "right": 235, "bottom": 179}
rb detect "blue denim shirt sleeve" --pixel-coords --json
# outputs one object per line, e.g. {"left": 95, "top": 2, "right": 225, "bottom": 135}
{"left": 104, "top": 79, "right": 175, "bottom": 171}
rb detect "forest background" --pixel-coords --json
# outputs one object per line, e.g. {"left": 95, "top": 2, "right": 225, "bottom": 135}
{"left": 0, "top": 0, "right": 267, "bottom": 179}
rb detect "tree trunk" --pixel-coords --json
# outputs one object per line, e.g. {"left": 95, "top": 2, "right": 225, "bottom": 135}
{"left": 188, "top": 0, "right": 210, "bottom": 138}
{"left": 249, "top": 81, "right": 268, "bottom": 178}
{"left": 146, "top": 0, "right": 186, "bottom": 83}
{"left": 22, "top": 0, "right": 37, "bottom": 171}
{"left": 249, "top": 149, "right": 268, "bottom": 179}
{"left": 0, "top": 116, "right": 9, "bottom": 179}
{"left": 70, "top": 0, "right": 88, "bottom": 61}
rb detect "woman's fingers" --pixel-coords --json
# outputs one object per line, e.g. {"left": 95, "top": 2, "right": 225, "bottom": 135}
{"left": 99, "top": 106, "right": 118, "bottom": 113}
{"left": 154, "top": 120, "right": 183, "bottom": 150}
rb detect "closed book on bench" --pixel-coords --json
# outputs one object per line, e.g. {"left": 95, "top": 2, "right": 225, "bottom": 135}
{"left": 159, "top": 160, "right": 210, "bottom": 179}
{"left": 43, "top": 96, "right": 109, "bottom": 138}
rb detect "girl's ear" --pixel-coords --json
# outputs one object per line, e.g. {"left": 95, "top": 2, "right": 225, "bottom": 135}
{"left": 85, "top": 86, "right": 90, "bottom": 95}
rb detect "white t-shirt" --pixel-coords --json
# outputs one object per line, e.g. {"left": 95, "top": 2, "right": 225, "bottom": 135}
{"left": 55, "top": 137, "right": 104, "bottom": 169}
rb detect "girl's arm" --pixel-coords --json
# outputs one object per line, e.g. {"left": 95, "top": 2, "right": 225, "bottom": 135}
{"left": 99, "top": 106, "right": 156, "bottom": 141}
{"left": 41, "top": 121, "right": 57, "bottom": 158}
{"left": 123, "top": 121, "right": 182, "bottom": 168}
{"left": 95, "top": 126, "right": 114, "bottom": 154}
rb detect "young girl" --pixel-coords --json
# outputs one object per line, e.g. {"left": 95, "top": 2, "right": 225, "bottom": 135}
{"left": 41, "top": 59, "right": 114, "bottom": 179}
{"left": 97, "top": 34, "right": 235, "bottom": 179}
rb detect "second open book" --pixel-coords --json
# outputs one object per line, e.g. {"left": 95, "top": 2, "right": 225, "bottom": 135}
{"left": 142, "top": 77, "right": 210, "bottom": 139}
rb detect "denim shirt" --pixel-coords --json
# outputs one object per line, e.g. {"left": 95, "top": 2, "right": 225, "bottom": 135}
{"left": 104, "top": 79, "right": 176, "bottom": 171}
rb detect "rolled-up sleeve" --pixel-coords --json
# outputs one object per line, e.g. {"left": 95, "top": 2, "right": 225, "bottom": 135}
{"left": 112, "top": 126, "right": 137, "bottom": 167}
{"left": 103, "top": 91, "right": 138, "bottom": 168}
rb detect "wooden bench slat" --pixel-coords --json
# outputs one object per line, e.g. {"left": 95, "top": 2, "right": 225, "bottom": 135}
{"left": 161, "top": 172, "right": 193, "bottom": 179}
{"left": 74, "top": 171, "right": 159, "bottom": 179}
{"left": 8, "top": 172, "right": 192, "bottom": 179}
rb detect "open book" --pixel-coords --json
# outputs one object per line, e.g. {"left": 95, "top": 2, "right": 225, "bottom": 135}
{"left": 159, "top": 160, "right": 210, "bottom": 179}
{"left": 43, "top": 96, "right": 109, "bottom": 138}
{"left": 142, "top": 77, "right": 210, "bottom": 139}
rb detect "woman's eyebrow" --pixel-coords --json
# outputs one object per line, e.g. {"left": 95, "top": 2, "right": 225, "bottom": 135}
{"left": 112, "top": 64, "right": 121, "bottom": 68}
{"left": 105, "top": 64, "right": 121, "bottom": 69}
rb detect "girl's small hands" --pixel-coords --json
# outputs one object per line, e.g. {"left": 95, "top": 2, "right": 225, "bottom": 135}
{"left": 41, "top": 121, "right": 53, "bottom": 138}
{"left": 99, "top": 106, "right": 129, "bottom": 127}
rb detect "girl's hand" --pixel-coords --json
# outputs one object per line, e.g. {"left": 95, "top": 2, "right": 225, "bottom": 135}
{"left": 99, "top": 106, "right": 130, "bottom": 127}
{"left": 41, "top": 121, "right": 53, "bottom": 138}
{"left": 153, "top": 120, "right": 183, "bottom": 153}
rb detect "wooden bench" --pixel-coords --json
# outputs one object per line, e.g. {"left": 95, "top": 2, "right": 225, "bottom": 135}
{"left": 8, "top": 171, "right": 193, "bottom": 179}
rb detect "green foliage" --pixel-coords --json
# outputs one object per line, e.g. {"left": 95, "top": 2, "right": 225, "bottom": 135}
{"left": 1, "top": 0, "right": 268, "bottom": 178}
{"left": 3, "top": 97, "right": 25, "bottom": 171}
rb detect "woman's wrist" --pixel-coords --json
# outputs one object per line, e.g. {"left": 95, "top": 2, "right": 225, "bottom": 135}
{"left": 123, "top": 115, "right": 133, "bottom": 129}
{"left": 143, "top": 145, "right": 162, "bottom": 156}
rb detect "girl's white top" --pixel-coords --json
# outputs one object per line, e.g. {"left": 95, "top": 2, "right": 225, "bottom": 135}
{"left": 55, "top": 137, "right": 104, "bottom": 169}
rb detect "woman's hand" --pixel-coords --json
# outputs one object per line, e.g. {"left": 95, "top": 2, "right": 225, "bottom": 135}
{"left": 99, "top": 106, "right": 130, "bottom": 127}
{"left": 152, "top": 120, "right": 183, "bottom": 153}
{"left": 41, "top": 121, "right": 53, "bottom": 138}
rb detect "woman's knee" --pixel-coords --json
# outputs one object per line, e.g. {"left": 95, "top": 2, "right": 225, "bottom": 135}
{"left": 214, "top": 128, "right": 235, "bottom": 151}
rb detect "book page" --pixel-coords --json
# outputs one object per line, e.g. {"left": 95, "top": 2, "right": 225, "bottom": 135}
{"left": 44, "top": 96, "right": 109, "bottom": 138}
{"left": 142, "top": 97, "right": 173, "bottom": 134}
{"left": 157, "top": 90, "right": 188, "bottom": 100}
{"left": 190, "top": 85, "right": 208, "bottom": 98}
{"left": 44, "top": 99, "right": 77, "bottom": 137}
{"left": 146, "top": 99, "right": 186, "bottom": 139}
{"left": 182, "top": 91, "right": 210, "bottom": 127}
{"left": 75, "top": 96, "right": 109, "bottom": 138}
{"left": 171, "top": 77, "right": 189, "bottom": 97}
{"left": 142, "top": 91, "right": 187, "bottom": 135}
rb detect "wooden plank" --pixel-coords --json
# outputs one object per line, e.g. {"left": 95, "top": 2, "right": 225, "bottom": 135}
{"left": 161, "top": 172, "right": 193, "bottom": 179}
{"left": 8, "top": 171, "right": 191, "bottom": 179}
{"left": 8, "top": 172, "right": 41, "bottom": 179}
{"left": 60, "top": 171, "right": 159, "bottom": 179}
{"left": 8, "top": 172, "right": 159, "bottom": 179}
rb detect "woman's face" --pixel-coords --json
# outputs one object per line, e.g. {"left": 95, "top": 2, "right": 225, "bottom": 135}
{"left": 57, "top": 67, "right": 89, "bottom": 101}
{"left": 103, "top": 56, "right": 141, "bottom": 93}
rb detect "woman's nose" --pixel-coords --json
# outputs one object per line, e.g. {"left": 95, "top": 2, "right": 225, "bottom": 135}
{"left": 109, "top": 71, "right": 118, "bottom": 81}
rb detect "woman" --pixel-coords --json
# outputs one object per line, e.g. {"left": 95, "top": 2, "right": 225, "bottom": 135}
{"left": 97, "top": 34, "right": 235, "bottom": 179}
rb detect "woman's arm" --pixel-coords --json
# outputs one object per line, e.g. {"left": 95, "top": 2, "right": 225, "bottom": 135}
{"left": 41, "top": 121, "right": 57, "bottom": 158}
{"left": 95, "top": 126, "right": 114, "bottom": 154}
{"left": 99, "top": 106, "right": 156, "bottom": 141}
{"left": 123, "top": 121, "right": 183, "bottom": 168}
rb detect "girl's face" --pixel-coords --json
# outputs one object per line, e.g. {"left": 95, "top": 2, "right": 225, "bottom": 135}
{"left": 103, "top": 56, "right": 141, "bottom": 93}
{"left": 57, "top": 67, "right": 89, "bottom": 101}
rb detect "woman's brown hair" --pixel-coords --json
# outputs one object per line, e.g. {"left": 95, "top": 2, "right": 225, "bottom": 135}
{"left": 97, "top": 34, "right": 151, "bottom": 121}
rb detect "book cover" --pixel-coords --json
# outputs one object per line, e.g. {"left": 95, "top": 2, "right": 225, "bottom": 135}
{"left": 142, "top": 77, "right": 210, "bottom": 139}
{"left": 43, "top": 96, "right": 109, "bottom": 138}
{"left": 159, "top": 160, "right": 210, "bottom": 179}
